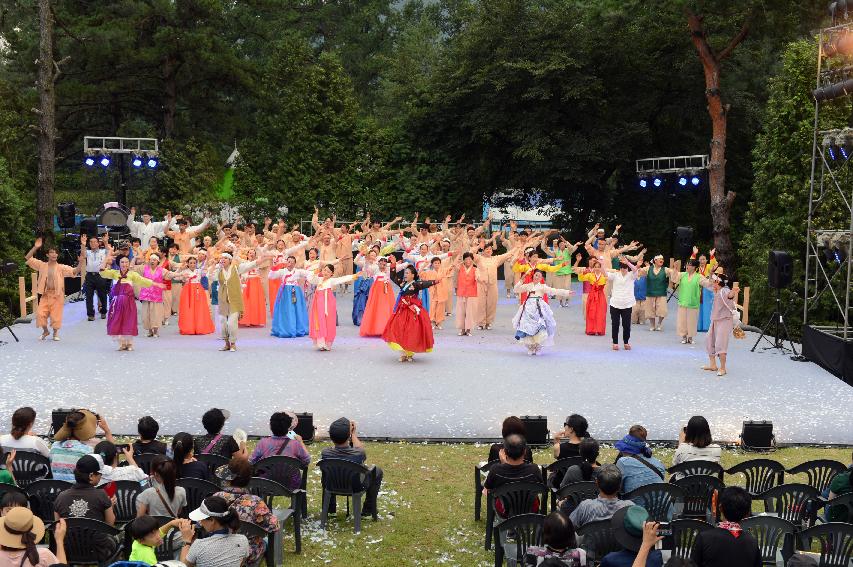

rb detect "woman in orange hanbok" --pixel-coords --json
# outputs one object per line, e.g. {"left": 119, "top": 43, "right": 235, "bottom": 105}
{"left": 422, "top": 256, "right": 451, "bottom": 329}
{"left": 177, "top": 256, "right": 215, "bottom": 335}
{"left": 359, "top": 256, "right": 400, "bottom": 337}
{"left": 239, "top": 248, "right": 268, "bottom": 327}
{"left": 576, "top": 259, "right": 607, "bottom": 336}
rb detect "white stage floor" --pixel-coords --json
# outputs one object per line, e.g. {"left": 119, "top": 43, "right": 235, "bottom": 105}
{"left": 1, "top": 282, "right": 851, "bottom": 444}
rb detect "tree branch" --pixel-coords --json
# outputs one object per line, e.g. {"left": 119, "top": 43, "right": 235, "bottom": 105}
{"left": 717, "top": 15, "right": 752, "bottom": 62}
{"left": 685, "top": 8, "right": 718, "bottom": 72}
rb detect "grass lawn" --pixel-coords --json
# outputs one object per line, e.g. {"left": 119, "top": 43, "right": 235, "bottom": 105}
{"left": 267, "top": 442, "right": 852, "bottom": 566}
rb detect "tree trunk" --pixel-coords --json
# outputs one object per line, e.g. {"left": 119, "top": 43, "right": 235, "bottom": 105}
{"left": 35, "top": 0, "right": 56, "bottom": 240}
{"left": 687, "top": 11, "right": 748, "bottom": 279}
{"left": 162, "top": 54, "right": 178, "bottom": 140}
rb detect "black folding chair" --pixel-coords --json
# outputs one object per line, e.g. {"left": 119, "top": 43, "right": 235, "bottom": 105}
{"left": 254, "top": 455, "right": 309, "bottom": 518}
{"left": 819, "top": 492, "right": 853, "bottom": 524}
{"left": 475, "top": 460, "right": 500, "bottom": 521}
{"left": 742, "top": 514, "right": 796, "bottom": 566}
{"left": 668, "top": 518, "right": 713, "bottom": 559}
{"left": 247, "top": 476, "right": 300, "bottom": 553}
{"left": 133, "top": 453, "right": 159, "bottom": 475}
{"left": 725, "top": 459, "right": 785, "bottom": 497}
{"left": 150, "top": 515, "right": 182, "bottom": 561}
{"left": 0, "top": 483, "right": 27, "bottom": 503}
{"left": 796, "top": 523, "right": 853, "bottom": 567}
{"left": 786, "top": 460, "right": 847, "bottom": 493}
{"left": 576, "top": 518, "right": 621, "bottom": 566}
{"left": 667, "top": 460, "right": 724, "bottom": 481}
{"left": 625, "top": 483, "right": 685, "bottom": 522}
{"left": 555, "top": 481, "right": 599, "bottom": 516}
{"left": 317, "top": 458, "right": 378, "bottom": 534}
{"left": 26, "top": 479, "right": 72, "bottom": 524}
{"left": 760, "top": 483, "right": 821, "bottom": 528}
{"left": 10, "top": 451, "right": 51, "bottom": 488}
{"left": 672, "top": 474, "right": 725, "bottom": 522}
{"left": 493, "top": 513, "right": 544, "bottom": 567}
{"left": 238, "top": 520, "right": 282, "bottom": 567}
{"left": 111, "top": 480, "right": 142, "bottom": 525}
{"left": 175, "top": 477, "right": 219, "bottom": 518}
{"left": 541, "top": 457, "right": 584, "bottom": 510}
{"left": 485, "top": 481, "right": 547, "bottom": 550}
{"left": 62, "top": 517, "right": 122, "bottom": 566}
{"left": 195, "top": 453, "right": 230, "bottom": 485}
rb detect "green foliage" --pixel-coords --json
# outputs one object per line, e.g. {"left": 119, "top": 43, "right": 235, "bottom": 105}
{"left": 152, "top": 138, "right": 222, "bottom": 213}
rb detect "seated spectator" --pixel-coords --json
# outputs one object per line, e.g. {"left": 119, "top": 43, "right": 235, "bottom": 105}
{"left": 321, "top": 417, "right": 384, "bottom": 517}
{"left": 483, "top": 434, "right": 543, "bottom": 517}
{"left": 137, "top": 457, "right": 187, "bottom": 518}
{"left": 525, "top": 511, "right": 587, "bottom": 565}
{"left": 614, "top": 426, "right": 665, "bottom": 494}
{"left": 178, "top": 496, "right": 250, "bottom": 567}
{"left": 194, "top": 408, "right": 240, "bottom": 458}
{"left": 671, "top": 416, "right": 721, "bottom": 478}
{"left": 550, "top": 414, "right": 590, "bottom": 487}
{"left": 93, "top": 440, "right": 147, "bottom": 484}
{"left": 0, "top": 508, "right": 67, "bottom": 567}
{"left": 133, "top": 416, "right": 168, "bottom": 456}
{"left": 53, "top": 455, "right": 117, "bottom": 561}
{"left": 690, "top": 487, "right": 761, "bottom": 567}
{"left": 601, "top": 506, "right": 662, "bottom": 567}
{"left": 563, "top": 464, "right": 631, "bottom": 526}
{"left": 487, "top": 416, "right": 534, "bottom": 463}
{"left": 0, "top": 407, "right": 49, "bottom": 457}
{"left": 214, "top": 457, "right": 279, "bottom": 565}
{"left": 128, "top": 514, "right": 181, "bottom": 566}
{"left": 172, "top": 432, "right": 212, "bottom": 481}
{"left": 0, "top": 492, "right": 27, "bottom": 516}
{"left": 827, "top": 450, "right": 852, "bottom": 522}
{"left": 0, "top": 448, "right": 15, "bottom": 487}
{"left": 49, "top": 410, "right": 114, "bottom": 482}
{"left": 561, "top": 437, "right": 602, "bottom": 487}
{"left": 249, "top": 411, "right": 311, "bottom": 490}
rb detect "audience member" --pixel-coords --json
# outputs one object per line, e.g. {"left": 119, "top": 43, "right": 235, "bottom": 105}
{"left": 552, "top": 414, "right": 590, "bottom": 459}
{"left": 601, "top": 506, "right": 662, "bottom": 567}
{"left": 564, "top": 464, "right": 632, "bottom": 526}
{"left": 483, "top": 434, "right": 543, "bottom": 517}
{"left": 671, "top": 416, "right": 721, "bottom": 477}
{"left": 249, "top": 411, "right": 311, "bottom": 490}
{"left": 194, "top": 409, "right": 240, "bottom": 458}
{"left": 0, "top": 449, "right": 15, "bottom": 487}
{"left": 524, "top": 511, "right": 587, "bottom": 565}
{"left": 49, "top": 409, "right": 114, "bottom": 482}
{"left": 0, "top": 492, "right": 27, "bottom": 516}
{"left": 178, "top": 496, "right": 250, "bottom": 567}
{"left": 137, "top": 456, "right": 186, "bottom": 518}
{"left": 690, "top": 487, "right": 763, "bottom": 567}
{"left": 0, "top": 408, "right": 49, "bottom": 457}
{"left": 321, "top": 417, "right": 384, "bottom": 517}
{"left": 487, "top": 416, "right": 534, "bottom": 463}
{"left": 614, "top": 426, "right": 665, "bottom": 493}
{"left": 172, "top": 432, "right": 213, "bottom": 481}
{"left": 0, "top": 508, "right": 66, "bottom": 567}
{"left": 93, "top": 440, "right": 148, "bottom": 484}
{"left": 214, "top": 457, "right": 280, "bottom": 565}
{"left": 128, "top": 514, "right": 181, "bottom": 565}
{"left": 133, "top": 416, "right": 168, "bottom": 456}
{"left": 560, "top": 437, "right": 602, "bottom": 487}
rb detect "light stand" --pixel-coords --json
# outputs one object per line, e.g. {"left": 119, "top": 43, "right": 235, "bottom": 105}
{"left": 0, "top": 261, "right": 20, "bottom": 346}
{"left": 751, "top": 288, "right": 799, "bottom": 355}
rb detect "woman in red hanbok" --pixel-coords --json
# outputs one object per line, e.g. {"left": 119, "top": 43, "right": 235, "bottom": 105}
{"left": 576, "top": 259, "right": 607, "bottom": 336}
{"left": 382, "top": 265, "right": 438, "bottom": 362}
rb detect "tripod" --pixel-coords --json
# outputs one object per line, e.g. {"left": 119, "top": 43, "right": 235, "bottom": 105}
{"left": 751, "top": 287, "right": 799, "bottom": 355}
{"left": 0, "top": 261, "right": 20, "bottom": 346}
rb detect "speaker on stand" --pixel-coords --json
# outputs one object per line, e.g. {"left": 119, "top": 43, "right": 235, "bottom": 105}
{"left": 669, "top": 227, "right": 694, "bottom": 301}
{"left": 751, "top": 250, "right": 799, "bottom": 355}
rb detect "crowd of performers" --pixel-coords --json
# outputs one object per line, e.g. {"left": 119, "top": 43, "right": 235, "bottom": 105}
{"left": 24, "top": 208, "right": 741, "bottom": 372}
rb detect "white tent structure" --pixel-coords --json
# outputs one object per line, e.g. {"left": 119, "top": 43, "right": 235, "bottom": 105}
{"left": 483, "top": 192, "right": 561, "bottom": 230}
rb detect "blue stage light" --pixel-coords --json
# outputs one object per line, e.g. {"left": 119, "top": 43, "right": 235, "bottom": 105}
{"left": 84, "top": 157, "right": 95, "bottom": 167}
{"left": 691, "top": 176, "right": 701, "bottom": 186}
{"left": 146, "top": 158, "right": 158, "bottom": 169}
{"left": 842, "top": 146, "right": 849, "bottom": 160}
{"left": 639, "top": 179, "right": 647, "bottom": 188}
{"left": 99, "top": 156, "right": 111, "bottom": 167}
{"left": 829, "top": 147, "right": 837, "bottom": 160}
{"left": 678, "top": 177, "right": 688, "bottom": 186}
{"left": 132, "top": 156, "right": 143, "bottom": 168}
{"left": 653, "top": 178, "right": 662, "bottom": 187}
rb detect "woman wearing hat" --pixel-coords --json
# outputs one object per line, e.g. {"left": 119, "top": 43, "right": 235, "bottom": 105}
{"left": 49, "top": 410, "right": 114, "bottom": 482}
{"left": 178, "top": 496, "right": 249, "bottom": 567}
{"left": 0, "top": 508, "right": 67, "bottom": 566}
{"left": 601, "top": 506, "right": 663, "bottom": 566}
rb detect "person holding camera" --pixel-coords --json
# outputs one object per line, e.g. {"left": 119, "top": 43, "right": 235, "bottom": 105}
{"left": 320, "top": 417, "right": 384, "bottom": 517}
{"left": 178, "top": 496, "right": 249, "bottom": 567}
{"left": 93, "top": 440, "right": 148, "bottom": 484}
{"left": 49, "top": 410, "right": 114, "bottom": 482}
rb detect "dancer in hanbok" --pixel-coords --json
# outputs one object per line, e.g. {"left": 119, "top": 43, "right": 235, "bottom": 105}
{"left": 382, "top": 265, "right": 438, "bottom": 362}
{"left": 511, "top": 270, "right": 574, "bottom": 355}
{"left": 238, "top": 248, "right": 269, "bottom": 328}
{"left": 130, "top": 253, "right": 180, "bottom": 338}
{"left": 694, "top": 247, "right": 717, "bottom": 332}
{"left": 352, "top": 248, "right": 380, "bottom": 325}
{"left": 421, "top": 256, "right": 452, "bottom": 330}
{"left": 176, "top": 256, "right": 215, "bottom": 335}
{"left": 359, "top": 256, "right": 399, "bottom": 337}
{"left": 100, "top": 254, "right": 161, "bottom": 351}
{"left": 307, "top": 265, "right": 361, "bottom": 351}
{"left": 269, "top": 256, "right": 313, "bottom": 338}
{"left": 575, "top": 259, "right": 607, "bottom": 336}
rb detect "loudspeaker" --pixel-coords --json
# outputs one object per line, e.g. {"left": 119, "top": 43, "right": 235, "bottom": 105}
{"left": 79, "top": 218, "right": 99, "bottom": 238}
{"left": 520, "top": 415, "right": 549, "bottom": 445}
{"left": 740, "top": 420, "right": 775, "bottom": 451}
{"left": 57, "top": 202, "right": 76, "bottom": 229}
{"left": 50, "top": 408, "right": 76, "bottom": 438}
{"left": 768, "top": 250, "right": 793, "bottom": 289}
{"left": 293, "top": 412, "right": 316, "bottom": 443}
{"left": 675, "top": 226, "right": 694, "bottom": 259}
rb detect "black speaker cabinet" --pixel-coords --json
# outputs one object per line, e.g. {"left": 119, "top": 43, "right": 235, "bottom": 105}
{"left": 57, "top": 202, "right": 76, "bottom": 229}
{"left": 740, "top": 420, "right": 775, "bottom": 451}
{"left": 51, "top": 408, "right": 77, "bottom": 437}
{"left": 768, "top": 250, "right": 793, "bottom": 289}
{"left": 520, "top": 415, "right": 549, "bottom": 445}
{"left": 293, "top": 412, "right": 316, "bottom": 443}
{"left": 675, "top": 227, "right": 694, "bottom": 259}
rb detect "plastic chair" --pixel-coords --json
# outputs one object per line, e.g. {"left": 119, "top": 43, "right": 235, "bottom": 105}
{"left": 149, "top": 515, "right": 182, "bottom": 561}
{"left": 238, "top": 520, "right": 282, "bottom": 567}
{"left": 247, "top": 477, "right": 300, "bottom": 553}
{"left": 667, "top": 460, "right": 724, "bottom": 481}
{"left": 62, "top": 517, "right": 122, "bottom": 566}
{"left": 625, "top": 483, "right": 685, "bottom": 522}
{"left": 576, "top": 518, "right": 621, "bottom": 565}
{"left": 760, "top": 483, "right": 821, "bottom": 528}
{"left": 195, "top": 453, "right": 230, "bottom": 484}
{"left": 485, "top": 481, "right": 548, "bottom": 550}
{"left": 555, "top": 481, "right": 599, "bottom": 515}
{"left": 10, "top": 451, "right": 51, "bottom": 488}
{"left": 541, "top": 457, "right": 584, "bottom": 509}
{"left": 668, "top": 518, "right": 713, "bottom": 559}
{"left": 742, "top": 515, "right": 796, "bottom": 567}
{"left": 0, "top": 483, "right": 27, "bottom": 503}
{"left": 26, "top": 479, "right": 72, "bottom": 524}
{"left": 820, "top": 492, "right": 853, "bottom": 524}
{"left": 254, "top": 455, "right": 309, "bottom": 518}
{"left": 111, "top": 481, "right": 142, "bottom": 525}
{"left": 317, "top": 458, "right": 377, "bottom": 534}
{"left": 786, "top": 460, "right": 847, "bottom": 493}
{"left": 175, "top": 477, "right": 219, "bottom": 518}
{"left": 474, "top": 460, "right": 500, "bottom": 521}
{"left": 493, "top": 513, "right": 544, "bottom": 567}
{"left": 725, "top": 459, "right": 785, "bottom": 497}
{"left": 672, "top": 474, "right": 725, "bottom": 522}
{"left": 796, "top": 523, "right": 853, "bottom": 567}
{"left": 132, "top": 453, "right": 158, "bottom": 475}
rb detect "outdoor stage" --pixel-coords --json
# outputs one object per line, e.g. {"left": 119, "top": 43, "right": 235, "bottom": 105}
{"left": 1, "top": 282, "right": 851, "bottom": 445}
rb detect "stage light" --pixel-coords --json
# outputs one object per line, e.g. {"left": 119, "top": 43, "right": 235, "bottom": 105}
{"left": 653, "top": 178, "right": 662, "bottom": 187}
{"left": 739, "top": 420, "right": 775, "bottom": 451}
{"left": 842, "top": 146, "right": 849, "bottom": 160}
{"left": 830, "top": 146, "right": 838, "bottom": 160}
{"left": 146, "top": 157, "right": 158, "bottom": 169}
{"left": 84, "top": 156, "right": 95, "bottom": 167}
{"left": 678, "top": 177, "right": 688, "bottom": 186}
{"left": 691, "top": 176, "right": 701, "bottom": 186}
{"left": 639, "top": 179, "right": 648, "bottom": 188}
{"left": 131, "top": 156, "right": 143, "bottom": 168}
{"left": 99, "top": 156, "right": 111, "bottom": 167}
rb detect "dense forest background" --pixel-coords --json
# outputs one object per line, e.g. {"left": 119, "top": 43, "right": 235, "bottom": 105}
{"left": 0, "top": 0, "right": 850, "bottom": 330}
